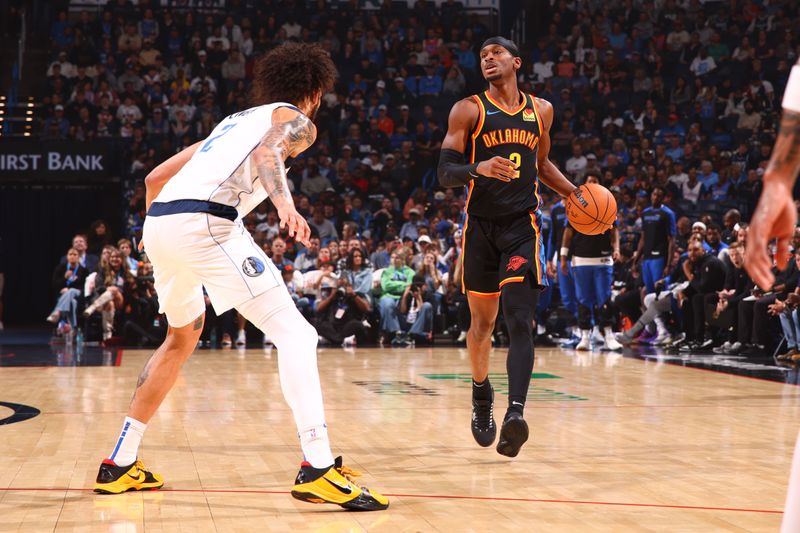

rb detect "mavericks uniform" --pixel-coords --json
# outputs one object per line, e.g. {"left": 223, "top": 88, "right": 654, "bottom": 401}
{"left": 567, "top": 223, "right": 615, "bottom": 331}
{"left": 144, "top": 102, "right": 298, "bottom": 327}
{"left": 461, "top": 91, "right": 548, "bottom": 296}
{"left": 640, "top": 205, "right": 676, "bottom": 293}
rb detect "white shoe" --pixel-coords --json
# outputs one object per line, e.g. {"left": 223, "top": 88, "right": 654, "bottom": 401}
{"left": 536, "top": 323, "right": 546, "bottom": 336}
{"left": 652, "top": 331, "right": 672, "bottom": 345}
{"left": 262, "top": 334, "right": 272, "bottom": 346}
{"left": 591, "top": 326, "right": 604, "bottom": 344}
{"left": 235, "top": 331, "right": 246, "bottom": 347}
{"left": 604, "top": 332, "right": 623, "bottom": 351}
{"left": 456, "top": 331, "right": 467, "bottom": 343}
{"left": 342, "top": 334, "right": 356, "bottom": 347}
{"left": 576, "top": 330, "right": 591, "bottom": 351}
{"left": 221, "top": 335, "right": 232, "bottom": 348}
{"left": 46, "top": 311, "right": 60, "bottom": 324}
{"left": 362, "top": 319, "right": 372, "bottom": 329}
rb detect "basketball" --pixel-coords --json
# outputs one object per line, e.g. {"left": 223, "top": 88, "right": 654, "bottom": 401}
{"left": 565, "top": 183, "right": 617, "bottom": 235}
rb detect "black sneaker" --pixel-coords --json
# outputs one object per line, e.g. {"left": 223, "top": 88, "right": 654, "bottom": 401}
{"left": 471, "top": 387, "right": 496, "bottom": 447}
{"left": 496, "top": 412, "right": 529, "bottom": 458}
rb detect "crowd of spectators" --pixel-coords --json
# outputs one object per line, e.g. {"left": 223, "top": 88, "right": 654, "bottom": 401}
{"left": 38, "top": 0, "right": 800, "bottom": 354}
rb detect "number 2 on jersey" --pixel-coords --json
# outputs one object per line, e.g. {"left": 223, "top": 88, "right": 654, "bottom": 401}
{"left": 509, "top": 152, "right": 521, "bottom": 179}
{"left": 200, "top": 123, "right": 237, "bottom": 153}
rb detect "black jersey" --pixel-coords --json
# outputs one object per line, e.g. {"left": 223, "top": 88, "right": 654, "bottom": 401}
{"left": 569, "top": 223, "right": 614, "bottom": 258}
{"left": 466, "top": 90, "right": 543, "bottom": 218}
{"left": 641, "top": 205, "right": 676, "bottom": 259}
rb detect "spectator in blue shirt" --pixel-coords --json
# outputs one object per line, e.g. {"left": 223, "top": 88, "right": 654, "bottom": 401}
{"left": 657, "top": 113, "right": 686, "bottom": 144}
{"left": 698, "top": 160, "right": 719, "bottom": 188}
{"left": 456, "top": 40, "right": 477, "bottom": 72}
{"left": 418, "top": 65, "right": 443, "bottom": 96}
{"left": 665, "top": 134, "right": 684, "bottom": 161}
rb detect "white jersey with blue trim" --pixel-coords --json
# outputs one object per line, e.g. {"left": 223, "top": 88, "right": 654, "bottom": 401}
{"left": 155, "top": 102, "right": 296, "bottom": 219}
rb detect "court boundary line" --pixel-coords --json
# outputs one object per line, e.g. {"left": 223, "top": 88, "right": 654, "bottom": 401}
{"left": 624, "top": 351, "right": 799, "bottom": 387}
{"left": 0, "top": 487, "right": 782, "bottom": 514}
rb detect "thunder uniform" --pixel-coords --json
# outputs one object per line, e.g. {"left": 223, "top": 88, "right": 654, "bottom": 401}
{"left": 461, "top": 91, "right": 548, "bottom": 296}
{"left": 144, "top": 102, "right": 299, "bottom": 327}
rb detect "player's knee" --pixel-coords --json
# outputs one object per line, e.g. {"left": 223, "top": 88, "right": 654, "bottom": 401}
{"left": 504, "top": 311, "right": 531, "bottom": 337}
{"left": 470, "top": 315, "right": 495, "bottom": 337}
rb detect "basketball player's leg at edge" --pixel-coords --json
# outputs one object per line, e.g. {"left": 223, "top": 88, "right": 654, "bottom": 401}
{"left": 93, "top": 285, "right": 388, "bottom": 511}
{"left": 468, "top": 273, "right": 539, "bottom": 457}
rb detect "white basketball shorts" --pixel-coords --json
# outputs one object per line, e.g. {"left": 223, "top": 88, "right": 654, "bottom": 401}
{"left": 143, "top": 212, "right": 282, "bottom": 327}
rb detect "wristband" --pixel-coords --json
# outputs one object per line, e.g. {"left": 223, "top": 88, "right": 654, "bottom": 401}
{"left": 561, "top": 247, "right": 570, "bottom": 257}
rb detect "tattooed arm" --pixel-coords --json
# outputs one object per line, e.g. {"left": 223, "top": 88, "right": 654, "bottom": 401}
{"left": 746, "top": 108, "right": 800, "bottom": 289}
{"left": 252, "top": 107, "right": 317, "bottom": 245}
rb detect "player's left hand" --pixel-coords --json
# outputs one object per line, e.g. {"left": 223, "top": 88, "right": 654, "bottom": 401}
{"left": 278, "top": 206, "right": 311, "bottom": 246}
{"left": 746, "top": 182, "right": 796, "bottom": 290}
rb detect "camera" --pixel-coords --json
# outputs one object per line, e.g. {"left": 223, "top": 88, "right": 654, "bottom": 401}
{"left": 337, "top": 287, "right": 346, "bottom": 296}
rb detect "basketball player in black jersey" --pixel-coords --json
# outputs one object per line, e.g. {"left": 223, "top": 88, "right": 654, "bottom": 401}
{"left": 437, "top": 37, "right": 576, "bottom": 457}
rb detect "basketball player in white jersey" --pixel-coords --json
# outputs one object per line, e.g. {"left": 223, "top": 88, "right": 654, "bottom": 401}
{"left": 745, "top": 60, "right": 800, "bottom": 532}
{"left": 93, "top": 43, "right": 388, "bottom": 511}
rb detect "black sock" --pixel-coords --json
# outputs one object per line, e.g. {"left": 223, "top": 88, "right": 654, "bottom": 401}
{"left": 472, "top": 378, "right": 492, "bottom": 400}
{"left": 507, "top": 403, "right": 524, "bottom": 418}
{"left": 502, "top": 279, "right": 540, "bottom": 418}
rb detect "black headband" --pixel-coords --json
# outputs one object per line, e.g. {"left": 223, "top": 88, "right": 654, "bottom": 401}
{"left": 480, "top": 36, "right": 521, "bottom": 58}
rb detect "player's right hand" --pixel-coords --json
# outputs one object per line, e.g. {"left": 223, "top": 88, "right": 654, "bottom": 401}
{"left": 746, "top": 182, "right": 797, "bottom": 290}
{"left": 278, "top": 206, "right": 311, "bottom": 246}
{"left": 476, "top": 156, "right": 517, "bottom": 182}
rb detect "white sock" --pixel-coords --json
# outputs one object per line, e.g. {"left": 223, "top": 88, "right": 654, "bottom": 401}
{"left": 236, "top": 286, "right": 335, "bottom": 469}
{"left": 109, "top": 416, "right": 147, "bottom": 466}
{"left": 655, "top": 317, "right": 668, "bottom": 336}
{"left": 299, "top": 425, "right": 334, "bottom": 468}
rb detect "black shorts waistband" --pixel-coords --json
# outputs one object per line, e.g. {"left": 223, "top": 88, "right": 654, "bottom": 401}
{"left": 148, "top": 200, "right": 238, "bottom": 222}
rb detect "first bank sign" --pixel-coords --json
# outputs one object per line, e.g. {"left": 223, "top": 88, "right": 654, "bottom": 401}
{"left": 0, "top": 141, "right": 110, "bottom": 179}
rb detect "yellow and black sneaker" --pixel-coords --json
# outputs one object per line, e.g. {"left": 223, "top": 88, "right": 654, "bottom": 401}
{"left": 94, "top": 458, "right": 164, "bottom": 494}
{"left": 291, "top": 456, "right": 389, "bottom": 511}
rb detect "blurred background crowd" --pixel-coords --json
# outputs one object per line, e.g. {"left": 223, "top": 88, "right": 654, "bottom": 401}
{"left": 26, "top": 0, "right": 800, "bottom": 356}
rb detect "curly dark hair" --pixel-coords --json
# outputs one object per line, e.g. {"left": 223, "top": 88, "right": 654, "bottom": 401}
{"left": 250, "top": 42, "right": 337, "bottom": 107}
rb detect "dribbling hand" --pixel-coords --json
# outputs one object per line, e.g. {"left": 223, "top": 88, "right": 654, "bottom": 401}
{"left": 476, "top": 156, "right": 518, "bottom": 182}
{"left": 278, "top": 206, "right": 311, "bottom": 246}
{"left": 746, "top": 182, "right": 797, "bottom": 290}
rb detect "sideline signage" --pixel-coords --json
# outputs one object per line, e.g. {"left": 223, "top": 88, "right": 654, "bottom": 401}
{"left": 0, "top": 140, "right": 115, "bottom": 180}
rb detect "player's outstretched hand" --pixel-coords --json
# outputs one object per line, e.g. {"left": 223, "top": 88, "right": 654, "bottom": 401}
{"left": 476, "top": 156, "right": 518, "bottom": 182}
{"left": 746, "top": 182, "right": 797, "bottom": 290}
{"left": 278, "top": 206, "right": 311, "bottom": 247}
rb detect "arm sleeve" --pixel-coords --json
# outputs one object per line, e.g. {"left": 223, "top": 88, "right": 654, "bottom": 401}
{"left": 437, "top": 148, "right": 479, "bottom": 188}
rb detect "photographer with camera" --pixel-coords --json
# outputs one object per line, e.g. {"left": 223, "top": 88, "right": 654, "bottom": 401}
{"left": 397, "top": 274, "right": 435, "bottom": 346}
{"left": 122, "top": 260, "right": 167, "bottom": 346}
{"left": 315, "top": 276, "right": 371, "bottom": 347}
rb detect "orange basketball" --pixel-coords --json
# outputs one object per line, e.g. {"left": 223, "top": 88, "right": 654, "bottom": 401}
{"left": 565, "top": 183, "right": 617, "bottom": 235}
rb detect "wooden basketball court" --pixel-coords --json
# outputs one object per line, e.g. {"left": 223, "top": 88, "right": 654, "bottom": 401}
{"left": 1, "top": 344, "right": 796, "bottom": 531}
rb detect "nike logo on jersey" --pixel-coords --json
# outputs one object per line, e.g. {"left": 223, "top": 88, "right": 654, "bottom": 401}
{"left": 324, "top": 477, "right": 353, "bottom": 495}
{"left": 486, "top": 110, "right": 501, "bottom": 115}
